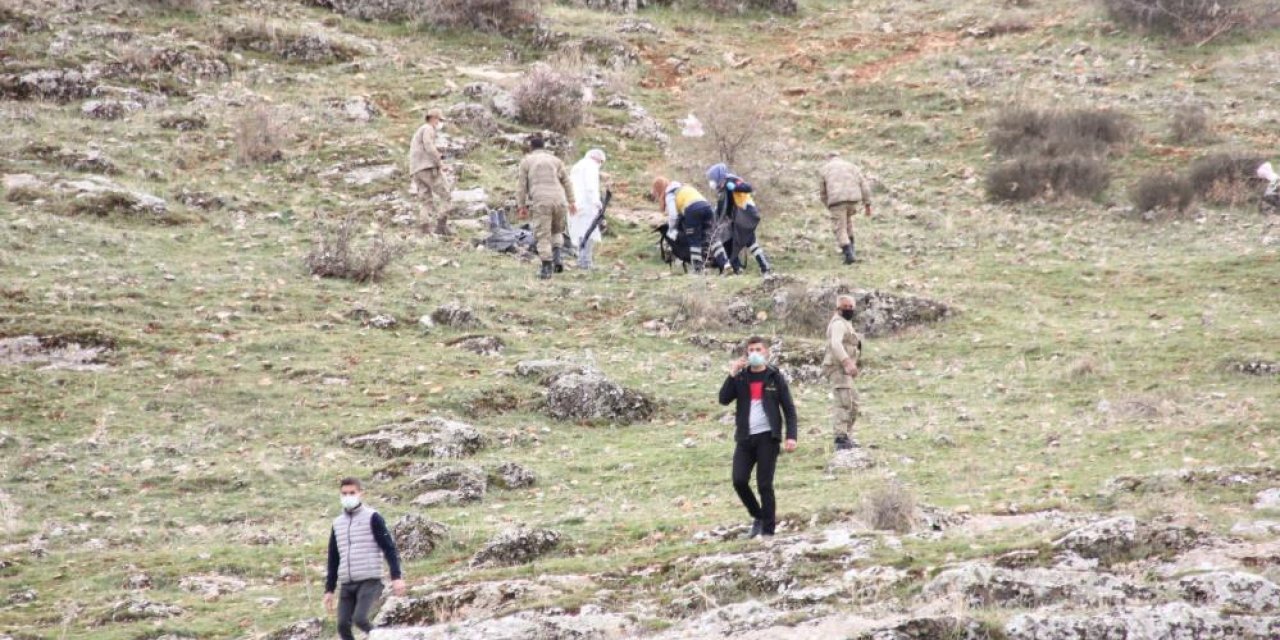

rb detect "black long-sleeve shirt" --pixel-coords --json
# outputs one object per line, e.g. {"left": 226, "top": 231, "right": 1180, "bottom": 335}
{"left": 324, "top": 511, "right": 401, "bottom": 593}
{"left": 719, "top": 366, "right": 798, "bottom": 443}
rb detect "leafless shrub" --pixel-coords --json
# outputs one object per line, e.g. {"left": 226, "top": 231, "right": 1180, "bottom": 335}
{"left": 673, "top": 291, "right": 728, "bottom": 331}
{"left": 1188, "top": 152, "right": 1266, "bottom": 206}
{"left": 862, "top": 481, "right": 916, "bottom": 533}
{"left": 234, "top": 106, "right": 285, "bottom": 166}
{"left": 304, "top": 217, "right": 402, "bottom": 283}
{"left": 1169, "top": 105, "right": 1210, "bottom": 145}
{"left": 989, "top": 107, "right": 1135, "bottom": 158}
{"left": 1130, "top": 172, "right": 1195, "bottom": 214}
{"left": 421, "top": 0, "right": 541, "bottom": 33}
{"left": 1067, "top": 355, "right": 1098, "bottom": 378}
{"left": 775, "top": 283, "right": 843, "bottom": 336}
{"left": 217, "top": 20, "right": 358, "bottom": 63}
{"left": 512, "top": 64, "right": 585, "bottom": 134}
{"left": 986, "top": 155, "right": 1111, "bottom": 202}
{"left": 1100, "top": 0, "right": 1247, "bottom": 42}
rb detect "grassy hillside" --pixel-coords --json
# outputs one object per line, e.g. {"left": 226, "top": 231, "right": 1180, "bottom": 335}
{"left": 1, "top": 0, "right": 1277, "bottom": 638}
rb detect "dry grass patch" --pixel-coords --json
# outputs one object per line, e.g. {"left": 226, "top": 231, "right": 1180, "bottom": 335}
{"left": 1100, "top": 0, "right": 1251, "bottom": 42}
{"left": 234, "top": 106, "right": 285, "bottom": 166}
{"left": 863, "top": 481, "right": 916, "bottom": 533}
{"left": 304, "top": 217, "right": 403, "bottom": 283}
{"left": 1169, "top": 105, "right": 1210, "bottom": 145}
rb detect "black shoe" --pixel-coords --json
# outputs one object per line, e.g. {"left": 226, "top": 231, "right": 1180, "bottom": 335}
{"left": 841, "top": 244, "right": 855, "bottom": 265}
{"left": 834, "top": 435, "right": 855, "bottom": 451}
{"left": 538, "top": 261, "right": 552, "bottom": 280}
{"left": 552, "top": 248, "right": 564, "bottom": 273}
{"left": 692, "top": 260, "right": 705, "bottom": 275}
{"left": 748, "top": 519, "right": 762, "bottom": 539}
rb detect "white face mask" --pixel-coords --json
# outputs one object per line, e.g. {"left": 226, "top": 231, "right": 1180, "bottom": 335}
{"left": 708, "top": 180, "right": 718, "bottom": 191}
{"left": 340, "top": 495, "right": 361, "bottom": 510}
{"left": 747, "top": 353, "right": 767, "bottom": 367}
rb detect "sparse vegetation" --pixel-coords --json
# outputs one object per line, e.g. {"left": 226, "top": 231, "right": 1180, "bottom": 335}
{"left": 1169, "top": 104, "right": 1210, "bottom": 145}
{"left": 985, "top": 107, "right": 1132, "bottom": 202}
{"left": 421, "top": 0, "right": 541, "bottom": 33}
{"left": 1100, "top": 0, "right": 1247, "bottom": 42}
{"left": 863, "top": 481, "right": 916, "bottom": 533}
{"left": 304, "top": 216, "right": 403, "bottom": 282}
{"left": 512, "top": 63, "right": 585, "bottom": 133}
{"left": 233, "top": 105, "right": 285, "bottom": 165}
{"left": 1188, "top": 152, "right": 1266, "bottom": 206}
{"left": 1130, "top": 171, "right": 1195, "bottom": 214}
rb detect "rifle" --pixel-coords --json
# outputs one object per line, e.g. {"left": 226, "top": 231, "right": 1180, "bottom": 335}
{"left": 578, "top": 189, "right": 613, "bottom": 252}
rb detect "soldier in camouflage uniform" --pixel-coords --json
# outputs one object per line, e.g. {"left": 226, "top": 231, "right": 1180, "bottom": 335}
{"left": 408, "top": 108, "right": 451, "bottom": 236}
{"left": 822, "top": 294, "right": 862, "bottom": 450}
{"left": 818, "top": 152, "right": 873, "bottom": 265}
{"left": 517, "top": 134, "right": 576, "bottom": 280}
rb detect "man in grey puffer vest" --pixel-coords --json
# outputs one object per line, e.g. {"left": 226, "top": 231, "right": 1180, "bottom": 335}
{"left": 324, "top": 477, "right": 405, "bottom": 640}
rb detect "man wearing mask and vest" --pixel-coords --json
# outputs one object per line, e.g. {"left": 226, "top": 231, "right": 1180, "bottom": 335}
{"left": 324, "top": 478, "right": 405, "bottom": 640}
{"left": 719, "top": 336, "right": 798, "bottom": 538}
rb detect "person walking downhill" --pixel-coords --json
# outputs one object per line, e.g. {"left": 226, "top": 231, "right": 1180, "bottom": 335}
{"left": 517, "top": 134, "right": 576, "bottom": 280}
{"left": 719, "top": 337, "right": 798, "bottom": 538}
{"left": 818, "top": 152, "right": 873, "bottom": 264}
{"left": 569, "top": 148, "right": 607, "bottom": 270}
{"left": 408, "top": 108, "right": 451, "bottom": 236}
{"left": 324, "top": 478, "right": 406, "bottom": 640}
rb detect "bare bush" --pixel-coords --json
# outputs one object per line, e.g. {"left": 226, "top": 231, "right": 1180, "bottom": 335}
{"left": 217, "top": 21, "right": 358, "bottom": 63}
{"left": 304, "top": 217, "right": 402, "bottom": 283}
{"left": 512, "top": 64, "right": 585, "bottom": 134}
{"left": 986, "top": 155, "right": 1111, "bottom": 202}
{"left": 862, "top": 481, "right": 916, "bottom": 533}
{"left": 1130, "top": 172, "right": 1194, "bottom": 214}
{"left": 989, "top": 107, "right": 1135, "bottom": 158}
{"left": 673, "top": 291, "right": 728, "bottom": 331}
{"left": 421, "top": 0, "right": 541, "bottom": 33}
{"left": 1100, "top": 0, "right": 1246, "bottom": 42}
{"left": 234, "top": 106, "right": 285, "bottom": 166}
{"left": 1188, "top": 152, "right": 1266, "bottom": 206}
{"left": 1169, "top": 105, "right": 1209, "bottom": 145}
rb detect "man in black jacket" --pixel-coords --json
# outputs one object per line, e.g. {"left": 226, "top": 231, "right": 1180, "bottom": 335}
{"left": 718, "top": 336, "right": 798, "bottom": 538}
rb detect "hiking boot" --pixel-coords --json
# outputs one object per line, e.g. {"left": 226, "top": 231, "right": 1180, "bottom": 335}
{"left": 834, "top": 435, "right": 855, "bottom": 451}
{"left": 692, "top": 259, "right": 705, "bottom": 275}
{"left": 552, "top": 247, "right": 564, "bottom": 273}
{"left": 747, "top": 519, "right": 763, "bottom": 539}
{"left": 538, "top": 261, "right": 553, "bottom": 280}
{"left": 841, "top": 244, "right": 855, "bottom": 265}
{"left": 754, "top": 254, "right": 772, "bottom": 275}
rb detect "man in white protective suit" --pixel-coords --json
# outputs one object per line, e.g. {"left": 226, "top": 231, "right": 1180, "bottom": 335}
{"left": 569, "top": 149, "right": 607, "bottom": 270}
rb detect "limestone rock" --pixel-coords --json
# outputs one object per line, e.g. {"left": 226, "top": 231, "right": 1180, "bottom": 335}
{"left": 827, "top": 448, "right": 876, "bottom": 472}
{"left": 263, "top": 618, "right": 324, "bottom": 640}
{"left": 374, "top": 580, "right": 563, "bottom": 627}
{"left": 158, "top": 113, "right": 208, "bottom": 131}
{"left": 81, "top": 99, "right": 142, "bottom": 120}
{"left": 488, "top": 462, "right": 536, "bottom": 489}
{"left": 409, "top": 466, "right": 486, "bottom": 506}
{"left": 391, "top": 514, "right": 448, "bottom": 560}
{"left": 1004, "top": 602, "right": 1280, "bottom": 640}
{"left": 513, "top": 359, "right": 589, "bottom": 382}
{"left": 545, "top": 367, "right": 654, "bottom": 424}
{"left": 923, "top": 562, "right": 1153, "bottom": 608}
{"left": 447, "top": 335, "right": 503, "bottom": 356}
{"left": 179, "top": 574, "right": 247, "bottom": 601}
{"left": 343, "top": 417, "right": 486, "bottom": 459}
{"left": 471, "top": 527, "right": 562, "bottom": 567}
{"left": 1255, "top": 488, "right": 1280, "bottom": 510}
{"left": 0, "top": 68, "right": 96, "bottom": 103}
{"left": 1051, "top": 516, "right": 1136, "bottom": 562}
{"left": 100, "top": 598, "right": 183, "bottom": 623}
{"left": 430, "top": 302, "right": 482, "bottom": 329}
{"left": 1180, "top": 571, "right": 1280, "bottom": 614}
{"left": 306, "top": 0, "right": 429, "bottom": 22}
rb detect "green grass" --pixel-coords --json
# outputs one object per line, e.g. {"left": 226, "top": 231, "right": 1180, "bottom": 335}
{"left": 1, "top": 0, "right": 1279, "bottom": 637}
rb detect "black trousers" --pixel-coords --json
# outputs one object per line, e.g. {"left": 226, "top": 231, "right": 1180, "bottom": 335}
{"left": 682, "top": 201, "right": 714, "bottom": 259}
{"left": 337, "top": 578, "right": 383, "bottom": 640}
{"left": 732, "top": 432, "right": 780, "bottom": 534}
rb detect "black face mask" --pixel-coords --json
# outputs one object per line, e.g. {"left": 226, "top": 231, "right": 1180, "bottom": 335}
{"left": 840, "top": 309, "right": 855, "bottom": 321}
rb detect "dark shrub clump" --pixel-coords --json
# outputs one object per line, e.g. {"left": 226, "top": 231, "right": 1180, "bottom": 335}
{"left": 512, "top": 64, "right": 585, "bottom": 134}
{"left": 1130, "top": 172, "right": 1195, "bottom": 214}
{"left": 305, "top": 217, "right": 402, "bottom": 283}
{"left": 987, "top": 156, "right": 1112, "bottom": 203}
{"left": 1188, "top": 153, "right": 1266, "bottom": 206}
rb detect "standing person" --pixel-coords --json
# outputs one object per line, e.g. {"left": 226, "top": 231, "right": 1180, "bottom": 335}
{"left": 719, "top": 337, "right": 798, "bottom": 538}
{"left": 408, "top": 108, "right": 451, "bottom": 236}
{"left": 818, "top": 152, "right": 873, "bottom": 265}
{"left": 324, "top": 478, "right": 406, "bottom": 640}
{"left": 653, "top": 176, "right": 714, "bottom": 274}
{"left": 517, "top": 134, "right": 576, "bottom": 280}
{"left": 706, "top": 163, "right": 773, "bottom": 276}
{"left": 569, "top": 149, "right": 607, "bottom": 270}
{"left": 822, "top": 295, "right": 862, "bottom": 451}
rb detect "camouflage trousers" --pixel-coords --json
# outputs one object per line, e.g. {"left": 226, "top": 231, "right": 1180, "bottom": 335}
{"left": 828, "top": 371, "right": 859, "bottom": 439}
{"left": 531, "top": 202, "right": 567, "bottom": 258}
{"left": 412, "top": 168, "right": 450, "bottom": 228}
{"left": 829, "top": 201, "right": 861, "bottom": 248}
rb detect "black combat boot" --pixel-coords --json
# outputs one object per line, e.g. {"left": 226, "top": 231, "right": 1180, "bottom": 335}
{"left": 552, "top": 247, "right": 564, "bottom": 273}
{"left": 834, "top": 434, "right": 855, "bottom": 451}
{"left": 841, "top": 244, "right": 855, "bottom": 265}
{"left": 753, "top": 253, "right": 772, "bottom": 275}
{"left": 538, "top": 261, "right": 552, "bottom": 280}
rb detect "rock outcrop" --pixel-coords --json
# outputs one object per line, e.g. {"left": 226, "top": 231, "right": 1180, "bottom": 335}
{"left": 344, "top": 418, "right": 487, "bottom": 459}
